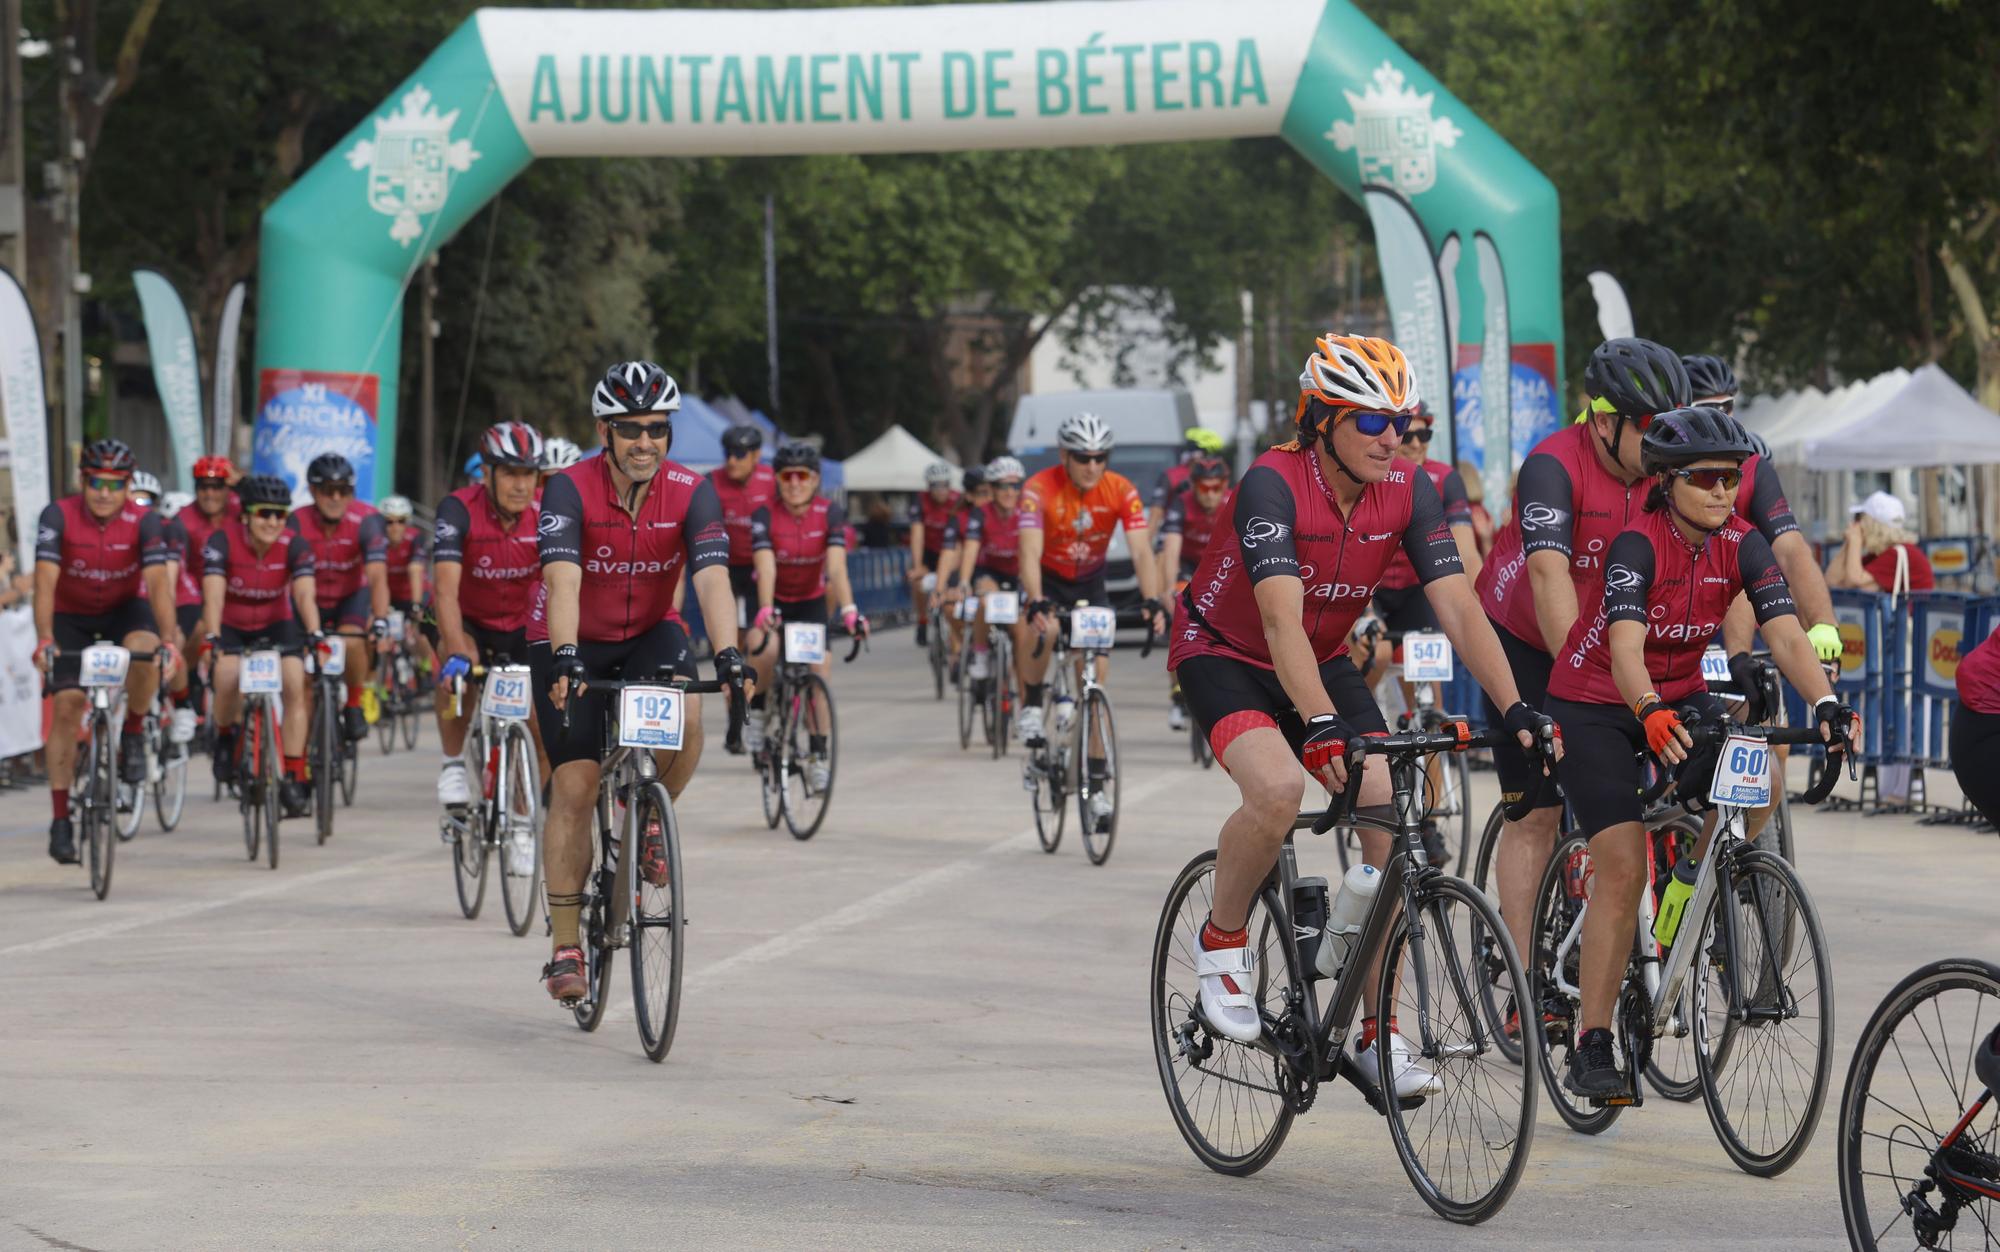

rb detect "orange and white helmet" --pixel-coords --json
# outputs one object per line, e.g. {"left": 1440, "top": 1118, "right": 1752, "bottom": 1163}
{"left": 1297, "top": 334, "right": 1419, "bottom": 432}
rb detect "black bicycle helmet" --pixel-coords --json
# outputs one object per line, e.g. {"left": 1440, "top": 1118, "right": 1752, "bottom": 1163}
{"left": 1188, "top": 455, "right": 1231, "bottom": 482}
{"left": 306, "top": 452, "right": 354, "bottom": 487}
{"left": 962, "top": 466, "right": 987, "bottom": 492}
{"left": 592, "top": 360, "right": 680, "bottom": 417}
{"left": 1584, "top": 337, "right": 1690, "bottom": 418}
{"left": 722, "top": 424, "right": 763, "bottom": 456}
{"left": 79, "top": 438, "right": 136, "bottom": 474}
{"left": 772, "top": 441, "right": 820, "bottom": 473}
{"left": 1680, "top": 353, "right": 1738, "bottom": 402}
{"left": 237, "top": 474, "right": 292, "bottom": 509}
{"left": 1639, "top": 406, "right": 1757, "bottom": 476}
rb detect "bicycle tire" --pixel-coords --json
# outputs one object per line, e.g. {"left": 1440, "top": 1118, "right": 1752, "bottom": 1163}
{"left": 1529, "top": 833, "right": 1622, "bottom": 1135}
{"left": 114, "top": 776, "right": 144, "bottom": 841}
{"left": 956, "top": 659, "right": 976, "bottom": 749}
{"left": 314, "top": 700, "right": 336, "bottom": 846}
{"left": 758, "top": 703, "right": 784, "bottom": 830}
{"left": 989, "top": 640, "right": 1012, "bottom": 759}
{"left": 497, "top": 723, "right": 543, "bottom": 938}
{"left": 399, "top": 674, "right": 420, "bottom": 749}
{"left": 928, "top": 619, "right": 946, "bottom": 701}
{"left": 782, "top": 672, "right": 836, "bottom": 840}
{"left": 85, "top": 715, "right": 115, "bottom": 900}
{"left": 1836, "top": 956, "right": 2000, "bottom": 1252}
{"left": 240, "top": 704, "right": 261, "bottom": 862}
{"left": 1379, "top": 873, "right": 1537, "bottom": 1224}
{"left": 1449, "top": 752, "right": 1474, "bottom": 868}
{"left": 453, "top": 722, "right": 490, "bottom": 919}
{"left": 376, "top": 694, "right": 395, "bottom": 754}
{"left": 1030, "top": 732, "right": 1065, "bottom": 853}
{"left": 1078, "top": 688, "right": 1119, "bottom": 866}
{"left": 338, "top": 732, "right": 358, "bottom": 808}
{"left": 1641, "top": 819, "right": 1705, "bottom": 1102}
{"left": 629, "top": 781, "right": 685, "bottom": 1062}
{"left": 1692, "top": 849, "right": 1833, "bottom": 1177}
{"left": 155, "top": 731, "right": 188, "bottom": 832}
{"left": 1150, "top": 849, "right": 1296, "bottom": 1176}
{"left": 572, "top": 794, "right": 614, "bottom": 1032}
{"left": 261, "top": 700, "right": 282, "bottom": 870}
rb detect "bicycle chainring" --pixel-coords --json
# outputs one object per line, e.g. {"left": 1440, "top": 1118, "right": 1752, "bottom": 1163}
{"left": 1265, "top": 997, "right": 1319, "bottom": 1115}
{"left": 1618, "top": 980, "right": 1653, "bottom": 1084}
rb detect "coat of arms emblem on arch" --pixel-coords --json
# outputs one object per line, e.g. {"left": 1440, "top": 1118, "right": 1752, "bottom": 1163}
{"left": 345, "top": 84, "right": 482, "bottom": 247}
{"left": 1325, "top": 62, "right": 1463, "bottom": 197}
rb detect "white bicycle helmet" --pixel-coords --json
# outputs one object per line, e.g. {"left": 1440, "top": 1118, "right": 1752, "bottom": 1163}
{"left": 379, "top": 494, "right": 414, "bottom": 520}
{"left": 1056, "top": 412, "right": 1114, "bottom": 455}
{"left": 923, "top": 462, "right": 955, "bottom": 487}
{"left": 128, "top": 470, "right": 162, "bottom": 500}
{"left": 985, "top": 455, "right": 1025, "bottom": 482}
{"left": 159, "top": 490, "right": 193, "bottom": 520}
{"left": 541, "top": 437, "right": 583, "bottom": 470}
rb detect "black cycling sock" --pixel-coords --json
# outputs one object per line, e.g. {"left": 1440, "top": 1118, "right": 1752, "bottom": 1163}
{"left": 809, "top": 734, "right": 827, "bottom": 753}
{"left": 1025, "top": 683, "right": 1046, "bottom": 708}
{"left": 1088, "top": 756, "right": 1108, "bottom": 781}
{"left": 749, "top": 692, "right": 766, "bottom": 711}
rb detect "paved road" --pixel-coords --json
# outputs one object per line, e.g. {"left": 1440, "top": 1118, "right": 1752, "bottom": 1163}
{"left": 3, "top": 638, "right": 1996, "bottom": 1250}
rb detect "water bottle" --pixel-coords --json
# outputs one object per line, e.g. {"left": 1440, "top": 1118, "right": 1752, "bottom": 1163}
{"left": 1318, "top": 863, "right": 1381, "bottom": 979}
{"left": 1653, "top": 857, "right": 1699, "bottom": 949}
{"left": 1291, "top": 877, "right": 1331, "bottom": 982}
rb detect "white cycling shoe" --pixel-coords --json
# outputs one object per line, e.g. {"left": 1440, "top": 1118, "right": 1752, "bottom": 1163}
{"left": 1017, "top": 705, "right": 1046, "bottom": 745}
{"left": 808, "top": 756, "right": 831, "bottom": 792}
{"left": 170, "top": 707, "right": 198, "bottom": 744}
{"left": 1356, "top": 1029, "right": 1445, "bottom": 1099}
{"left": 743, "top": 717, "right": 766, "bottom": 757}
{"left": 1088, "top": 788, "right": 1114, "bottom": 827}
{"left": 967, "top": 649, "right": 990, "bottom": 681}
{"left": 1195, "top": 931, "right": 1263, "bottom": 1043}
{"left": 506, "top": 829, "right": 536, "bottom": 877}
{"left": 437, "top": 760, "right": 471, "bottom": 807}
{"left": 1167, "top": 703, "right": 1187, "bottom": 733}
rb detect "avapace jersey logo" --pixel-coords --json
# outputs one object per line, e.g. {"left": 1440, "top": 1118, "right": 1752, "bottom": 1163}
{"left": 1520, "top": 503, "right": 1565, "bottom": 532}
{"left": 1241, "top": 516, "right": 1290, "bottom": 549}
{"left": 1604, "top": 563, "right": 1643, "bottom": 592}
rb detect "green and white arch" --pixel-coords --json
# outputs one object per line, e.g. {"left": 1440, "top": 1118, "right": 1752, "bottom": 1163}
{"left": 255, "top": 0, "right": 1561, "bottom": 499}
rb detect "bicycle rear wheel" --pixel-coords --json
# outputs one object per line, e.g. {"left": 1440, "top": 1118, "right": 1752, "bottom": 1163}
{"left": 313, "top": 700, "right": 336, "bottom": 846}
{"left": 115, "top": 732, "right": 144, "bottom": 841}
{"left": 758, "top": 707, "right": 783, "bottom": 830}
{"left": 572, "top": 796, "right": 614, "bottom": 1032}
{"left": 629, "top": 781, "right": 685, "bottom": 1062}
{"left": 376, "top": 690, "right": 396, "bottom": 754}
{"left": 1692, "top": 849, "right": 1833, "bottom": 1177}
{"left": 1469, "top": 801, "right": 1506, "bottom": 898}
{"left": 1077, "top": 688, "right": 1119, "bottom": 866}
{"left": 1529, "top": 834, "right": 1621, "bottom": 1135}
{"left": 1836, "top": 957, "right": 2000, "bottom": 1251}
{"left": 338, "top": 732, "right": 358, "bottom": 807}
{"left": 1642, "top": 819, "right": 1705, "bottom": 1102}
{"left": 1150, "top": 850, "right": 1296, "bottom": 1176}
{"left": 1380, "top": 874, "right": 1537, "bottom": 1224}
{"left": 155, "top": 733, "right": 188, "bottom": 831}
{"left": 453, "top": 723, "right": 490, "bottom": 920}
{"left": 497, "top": 723, "right": 543, "bottom": 938}
{"left": 260, "top": 700, "right": 281, "bottom": 870}
{"left": 957, "top": 662, "right": 976, "bottom": 749}
{"left": 239, "top": 707, "right": 262, "bottom": 862}
{"left": 84, "top": 718, "right": 115, "bottom": 899}
{"left": 928, "top": 617, "right": 946, "bottom": 700}
{"left": 781, "top": 673, "right": 836, "bottom": 840}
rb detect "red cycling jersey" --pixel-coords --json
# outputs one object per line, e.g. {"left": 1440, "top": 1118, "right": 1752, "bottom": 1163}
{"left": 907, "top": 489, "right": 962, "bottom": 555}
{"left": 1548, "top": 508, "right": 1795, "bottom": 706}
{"left": 202, "top": 520, "right": 316, "bottom": 633}
{"left": 287, "top": 501, "right": 387, "bottom": 609}
{"left": 1160, "top": 490, "right": 1225, "bottom": 576}
{"left": 707, "top": 462, "right": 777, "bottom": 566}
{"left": 384, "top": 529, "right": 426, "bottom": 602}
{"left": 1734, "top": 453, "right": 1799, "bottom": 542}
{"left": 1169, "top": 444, "right": 1463, "bottom": 672}
{"left": 1152, "top": 461, "right": 1193, "bottom": 511}
{"left": 1378, "top": 458, "right": 1473, "bottom": 590}
{"left": 1957, "top": 630, "right": 2000, "bottom": 716}
{"left": 432, "top": 484, "right": 541, "bottom": 632}
{"left": 37, "top": 496, "right": 169, "bottom": 616}
{"left": 962, "top": 503, "right": 1022, "bottom": 577}
{"left": 171, "top": 500, "right": 238, "bottom": 607}
{"left": 751, "top": 497, "right": 847, "bottom": 602}
{"left": 532, "top": 455, "right": 729, "bottom": 644}
{"left": 1018, "top": 465, "right": 1147, "bottom": 582}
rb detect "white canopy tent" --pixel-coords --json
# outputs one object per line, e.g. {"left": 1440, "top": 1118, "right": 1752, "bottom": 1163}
{"left": 1761, "top": 370, "right": 1910, "bottom": 466}
{"left": 1801, "top": 364, "right": 2000, "bottom": 469}
{"left": 839, "top": 424, "right": 953, "bottom": 492}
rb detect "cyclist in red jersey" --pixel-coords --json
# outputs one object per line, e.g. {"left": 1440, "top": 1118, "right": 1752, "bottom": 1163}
{"left": 200, "top": 474, "right": 322, "bottom": 819}
{"left": 1158, "top": 454, "right": 1230, "bottom": 735}
{"left": 288, "top": 453, "right": 389, "bottom": 742}
{"left": 429, "top": 422, "right": 546, "bottom": 810}
{"left": 1016, "top": 412, "right": 1168, "bottom": 777}
{"left": 32, "top": 440, "right": 179, "bottom": 864}
{"left": 533, "top": 361, "right": 744, "bottom": 1005}
{"left": 742, "top": 442, "right": 868, "bottom": 786}
{"left": 1148, "top": 427, "right": 1228, "bottom": 532}
{"left": 709, "top": 424, "right": 776, "bottom": 628}
{"left": 164, "top": 455, "right": 241, "bottom": 745}
{"left": 907, "top": 463, "right": 960, "bottom": 649}
{"left": 377, "top": 492, "right": 430, "bottom": 685}
{"left": 1170, "top": 335, "right": 1555, "bottom": 1091}
{"left": 935, "top": 466, "right": 990, "bottom": 682}
{"left": 950, "top": 455, "right": 1027, "bottom": 699}
{"left": 1542, "top": 408, "right": 1854, "bottom": 1097}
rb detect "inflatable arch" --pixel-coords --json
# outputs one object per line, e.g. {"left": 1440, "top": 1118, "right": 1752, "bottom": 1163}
{"left": 254, "top": 0, "right": 1560, "bottom": 500}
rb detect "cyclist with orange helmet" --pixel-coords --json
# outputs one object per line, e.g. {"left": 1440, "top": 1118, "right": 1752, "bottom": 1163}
{"left": 1169, "top": 333, "right": 1555, "bottom": 1096}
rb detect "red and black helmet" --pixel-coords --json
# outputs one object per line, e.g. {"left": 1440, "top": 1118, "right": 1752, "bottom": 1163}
{"left": 591, "top": 361, "right": 680, "bottom": 418}
{"left": 80, "top": 438, "right": 137, "bottom": 474}
{"left": 192, "top": 454, "right": 236, "bottom": 481}
{"left": 479, "top": 421, "right": 545, "bottom": 469}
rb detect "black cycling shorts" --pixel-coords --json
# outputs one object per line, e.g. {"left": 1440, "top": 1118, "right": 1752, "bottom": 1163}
{"left": 1177, "top": 651, "right": 1388, "bottom": 765}
{"left": 1483, "top": 625, "right": 1561, "bottom": 813}
{"left": 322, "top": 585, "right": 372, "bottom": 630}
{"left": 530, "top": 618, "right": 698, "bottom": 769}
{"left": 1040, "top": 567, "right": 1111, "bottom": 612}
{"left": 218, "top": 619, "right": 306, "bottom": 657}
{"left": 971, "top": 566, "right": 1020, "bottom": 592}
{"left": 175, "top": 603, "right": 203, "bottom": 639}
{"left": 48, "top": 602, "right": 160, "bottom": 692}
{"left": 422, "top": 615, "right": 527, "bottom": 668}
{"left": 1373, "top": 583, "right": 1439, "bottom": 634}
{"left": 728, "top": 563, "right": 758, "bottom": 628}
{"left": 1545, "top": 692, "right": 1727, "bottom": 837}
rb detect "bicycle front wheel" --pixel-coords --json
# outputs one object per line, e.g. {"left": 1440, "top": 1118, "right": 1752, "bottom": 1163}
{"left": 313, "top": 701, "right": 336, "bottom": 846}
{"left": 1837, "top": 957, "right": 2000, "bottom": 1251}
{"left": 338, "top": 733, "right": 358, "bottom": 807}
{"left": 376, "top": 692, "right": 396, "bottom": 754}
{"left": 1692, "top": 849, "right": 1833, "bottom": 1177}
{"left": 84, "top": 718, "right": 115, "bottom": 899}
{"left": 1379, "top": 874, "right": 1537, "bottom": 1224}
{"left": 629, "top": 781, "right": 685, "bottom": 1062}
{"left": 1077, "top": 688, "right": 1119, "bottom": 866}
{"left": 573, "top": 796, "right": 614, "bottom": 1032}
{"left": 1030, "top": 735, "right": 1065, "bottom": 853}
{"left": 957, "top": 662, "right": 976, "bottom": 749}
{"left": 239, "top": 708, "right": 261, "bottom": 862}
{"left": 781, "top": 673, "right": 836, "bottom": 841}
{"left": 155, "top": 733, "right": 188, "bottom": 832}
{"left": 453, "top": 723, "right": 490, "bottom": 920}
{"left": 261, "top": 700, "right": 281, "bottom": 870}
{"left": 497, "top": 723, "right": 543, "bottom": 938}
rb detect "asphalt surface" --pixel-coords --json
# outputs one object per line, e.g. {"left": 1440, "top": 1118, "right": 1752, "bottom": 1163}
{"left": 3, "top": 635, "right": 1997, "bottom": 1250}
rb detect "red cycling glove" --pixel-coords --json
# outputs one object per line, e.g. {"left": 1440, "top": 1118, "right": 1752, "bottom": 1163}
{"left": 1642, "top": 704, "right": 1684, "bottom": 756}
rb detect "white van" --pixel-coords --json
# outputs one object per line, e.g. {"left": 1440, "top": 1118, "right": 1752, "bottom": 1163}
{"left": 1007, "top": 389, "right": 1196, "bottom": 618}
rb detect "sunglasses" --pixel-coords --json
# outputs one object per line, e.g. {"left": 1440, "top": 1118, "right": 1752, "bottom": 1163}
{"left": 246, "top": 506, "right": 288, "bottom": 521}
{"left": 777, "top": 469, "right": 815, "bottom": 484}
{"left": 1704, "top": 397, "right": 1737, "bottom": 415}
{"left": 196, "top": 478, "right": 229, "bottom": 490}
{"left": 1401, "top": 427, "right": 1435, "bottom": 444}
{"left": 606, "top": 419, "right": 672, "bottom": 443}
{"left": 1067, "top": 452, "right": 1109, "bottom": 465}
{"left": 316, "top": 483, "right": 354, "bottom": 497}
{"left": 994, "top": 480, "right": 1022, "bottom": 490}
{"left": 84, "top": 475, "right": 129, "bottom": 492}
{"left": 1348, "top": 410, "right": 1415, "bottom": 438}
{"left": 1667, "top": 466, "right": 1742, "bottom": 492}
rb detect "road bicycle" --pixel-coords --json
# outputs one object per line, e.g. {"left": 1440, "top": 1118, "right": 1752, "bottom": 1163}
{"left": 924, "top": 578, "right": 948, "bottom": 701}
{"left": 439, "top": 660, "right": 544, "bottom": 937}
{"left": 1022, "top": 606, "right": 1136, "bottom": 866}
{"left": 1335, "top": 628, "right": 1471, "bottom": 872}
{"left": 233, "top": 644, "right": 287, "bottom": 870}
{"left": 67, "top": 643, "right": 158, "bottom": 899}
{"left": 558, "top": 665, "right": 741, "bottom": 1062}
{"left": 959, "top": 589, "right": 1018, "bottom": 758}
{"left": 1151, "top": 722, "right": 1547, "bottom": 1224}
{"left": 114, "top": 690, "right": 189, "bottom": 841}
{"left": 306, "top": 639, "right": 360, "bottom": 845}
{"left": 1836, "top": 956, "right": 2000, "bottom": 1250}
{"left": 1528, "top": 715, "right": 1848, "bottom": 1176}
{"left": 752, "top": 621, "right": 865, "bottom": 841}
{"left": 374, "top": 609, "right": 423, "bottom": 754}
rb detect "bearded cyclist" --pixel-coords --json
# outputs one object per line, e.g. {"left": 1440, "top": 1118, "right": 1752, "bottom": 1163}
{"left": 533, "top": 361, "right": 744, "bottom": 1005}
{"left": 288, "top": 453, "right": 389, "bottom": 742}
{"left": 907, "top": 462, "right": 960, "bottom": 649}
{"left": 33, "top": 440, "right": 179, "bottom": 864}
{"left": 1158, "top": 453, "right": 1230, "bottom": 734}
{"left": 1171, "top": 334, "right": 1556, "bottom": 1096}
{"left": 708, "top": 424, "right": 775, "bottom": 630}
{"left": 430, "top": 422, "right": 547, "bottom": 811}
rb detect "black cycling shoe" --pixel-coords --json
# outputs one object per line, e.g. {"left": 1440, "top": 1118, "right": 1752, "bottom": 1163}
{"left": 1566, "top": 1027, "right": 1625, "bottom": 1097}
{"left": 341, "top": 706, "right": 367, "bottom": 742}
{"left": 1421, "top": 821, "right": 1452, "bottom": 870}
{"left": 914, "top": 622, "right": 929, "bottom": 647}
{"left": 118, "top": 731, "right": 147, "bottom": 784}
{"left": 48, "top": 817, "right": 78, "bottom": 865}
{"left": 211, "top": 732, "right": 238, "bottom": 784}
{"left": 280, "top": 778, "right": 312, "bottom": 818}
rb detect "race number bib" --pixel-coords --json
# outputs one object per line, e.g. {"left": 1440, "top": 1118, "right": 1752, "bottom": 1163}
{"left": 784, "top": 621, "right": 827, "bottom": 664}
{"left": 984, "top": 591, "right": 1020, "bottom": 624}
{"left": 1402, "top": 632, "right": 1453, "bottom": 683}
{"left": 1701, "top": 647, "right": 1731, "bottom": 688}
{"left": 242, "top": 650, "right": 283, "bottom": 694}
{"left": 1708, "top": 732, "right": 1773, "bottom": 808}
{"left": 386, "top": 609, "right": 406, "bottom": 637}
{"left": 79, "top": 644, "right": 130, "bottom": 688}
{"left": 618, "top": 686, "right": 684, "bottom": 750}
{"left": 1070, "top": 607, "right": 1116, "bottom": 651}
{"left": 318, "top": 640, "right": 346, "bottom": 676}
{"left": 957, "top": 596, "right": 980, "bottom": 622}
{"left": 482, "top": 666, "right": 532, "bottom": 722}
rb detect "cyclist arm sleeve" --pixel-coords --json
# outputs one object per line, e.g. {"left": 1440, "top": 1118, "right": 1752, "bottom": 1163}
{"left": 202, "top": 528, "right": 230, "bottom": 577}
{"left": 1437, "top": 467, "right": 1474, "bottom": 527}
{"left": 285, "top": 512, "right": 303, "bottom": 536}
{"left": 1160, "top": 495, "right": 1186, "bottom": 536}
{"left": 286, "top": 534, "right": 316, "bottom": 577}
{"left": 431, "top": 495, "right": 470, "bottom": 564}
{"left": 537, "top": 472, "right": 584, "bottom": 567}
{"left": 138, "top": 511, "right": 170, "bottom": 566}
{"left": 963, "top": 508, "right": 985, "bottom": 543}
{"left": 1151, "top": 469, "right": 1172, "bottom": 509}
{"left": 358, "top": 513, "right": 388, "bottom": 563}
{"left": 34, "top": 502, "right": 63, "bottom": 564}
{"left": 904, "top": 495, "right": 923, "bottom": 526}
{"left": 1741, "top": 459, "right": 1801, "bottom": 543}
{"left": 1602, "top": 531, "right": 1656, "bottom": 625}
{"left": 1402, "top": 471, "right": 1466, "bottom": 585}
{"left": 1738, "top": 529, "right": 1798, "bottom": 624}
{"left": 1515, "top": 453, "right": 1576, "bottom": 558}
{"left": 1233, "top": 465, "right": 1300, "bottom": 584}
{"left": 684, "top": 479, "right": 730, "bottom": 573}
{"left": 749, "top": 505, "right": 773, "bottom": 552}
{"left": 825, "top": 501, "right": 847, "bottom": 546}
